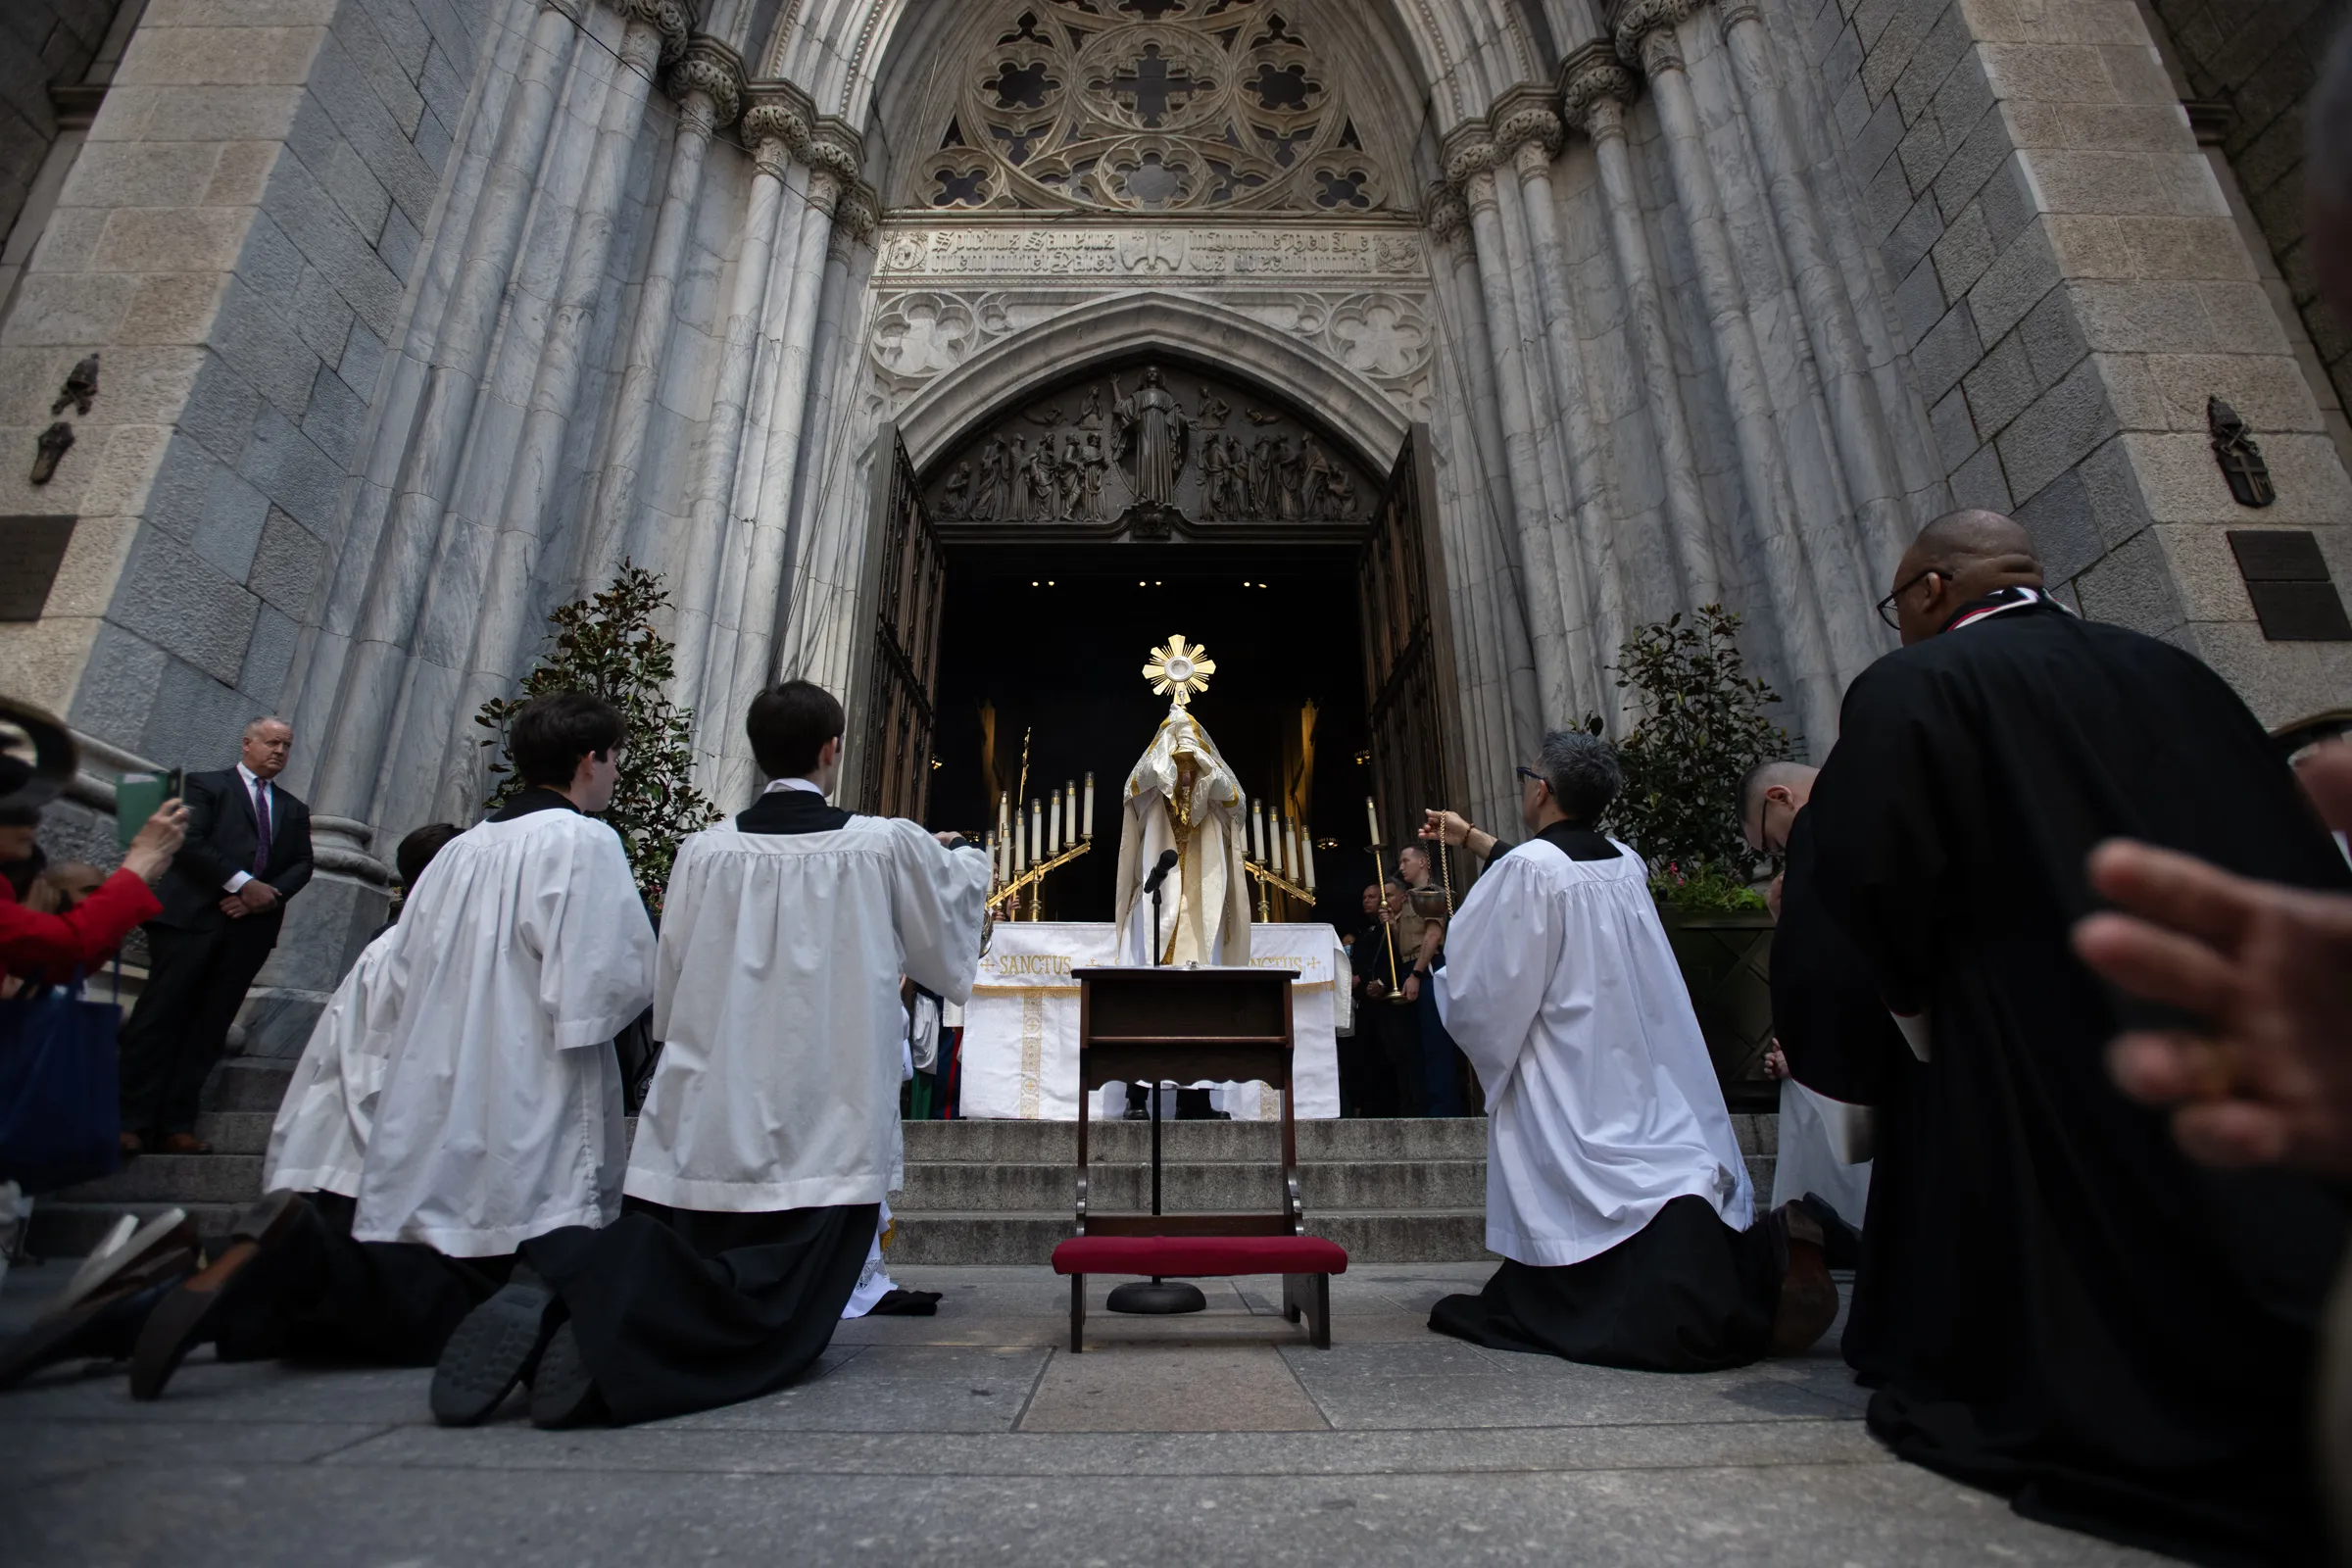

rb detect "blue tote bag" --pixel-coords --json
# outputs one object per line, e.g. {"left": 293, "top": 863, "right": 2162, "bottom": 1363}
{"left": 0, "top": 975, "right": 122, "bottom": 1193}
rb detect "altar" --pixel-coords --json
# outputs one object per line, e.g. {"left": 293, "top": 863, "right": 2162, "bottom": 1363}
{"left": 958, "top": 922, "right": 1349, "bottom": 1120}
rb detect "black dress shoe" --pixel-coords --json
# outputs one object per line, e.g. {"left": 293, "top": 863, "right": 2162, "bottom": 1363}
{"left": 129, "top": 1191, "right": 310, "bottom": 1400}
{"left": 431, "top": 1271, "right": 562, "bottom": 1427}
{"left": 867, "top": 1288, "right": 942, "bottom": 1317}
{"left": 526, "top": 1321, "right": 606, "bottom": 1429}
{"left": 0, "top": 1270, "right": 191, "bottom": 1391}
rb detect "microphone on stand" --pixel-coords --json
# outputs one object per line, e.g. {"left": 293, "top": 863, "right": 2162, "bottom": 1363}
{"left": 1143, "top": 848, "right": 1179, "bottom": 895}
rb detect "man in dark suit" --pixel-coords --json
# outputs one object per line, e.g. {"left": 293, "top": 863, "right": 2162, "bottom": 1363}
{"left": 119, "top": 717, "right": 313, "bottom": 1153}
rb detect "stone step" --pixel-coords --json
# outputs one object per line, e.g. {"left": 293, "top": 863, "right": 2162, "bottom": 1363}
{"left": 193, "top": 1111, "right": 274, "bottom": 1155}
{"left": 59, "top": 1153, "right": 265, "bottom": 1206}
{"left": 889, "top": 1208, "right": 1494, "bottom": 1266}
{"left": 899, "top": 1157, "right": 1489, "bottom": 1213}
{"left": 904, "top": 1116, "right": 1493, "bottom": 1163}
{"left": 204, "top": 1058, "right": 295, "bottom": 1111}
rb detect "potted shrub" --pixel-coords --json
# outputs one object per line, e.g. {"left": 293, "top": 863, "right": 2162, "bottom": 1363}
{"left": 1594, "top": 607, "right": 1788, "bottom": 1112}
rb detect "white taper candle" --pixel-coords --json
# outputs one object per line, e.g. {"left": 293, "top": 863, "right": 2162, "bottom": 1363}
{"left": 1366, "top": 796, "right": 1381, "bottom": 848}
{"left": 1302, "top": 826, "right": 1317, "bottom": 891}
{"left": 1083, "top": 772, "right": 1095, "bottom": 838}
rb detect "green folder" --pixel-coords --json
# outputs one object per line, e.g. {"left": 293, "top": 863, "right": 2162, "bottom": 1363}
{"left": 116, "top": 771, "right": 176, "bottom": 849}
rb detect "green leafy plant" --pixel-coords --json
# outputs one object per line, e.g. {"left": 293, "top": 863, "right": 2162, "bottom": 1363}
{"left": 475, "top": 564, "right": 718, "bottom": 909}
{"left": 1590, "top": 605, "right": 1789, "bottom": 895}
{"left": 1649, "top": 858, "right": 1769, "bottom": 914}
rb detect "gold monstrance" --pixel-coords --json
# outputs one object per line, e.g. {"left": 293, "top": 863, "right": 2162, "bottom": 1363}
{"left": 1143, "top": 634, "right": 1214, "bottom": 706}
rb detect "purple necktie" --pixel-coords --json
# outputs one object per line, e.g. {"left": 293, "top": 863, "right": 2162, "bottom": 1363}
{"left": 251, "top": 781, "right": 271, "bottom": 877}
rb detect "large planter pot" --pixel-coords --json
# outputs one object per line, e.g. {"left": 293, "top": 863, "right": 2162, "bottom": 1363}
{"left": 1657, "top": 906, "right": 1778, "bottom": 1114}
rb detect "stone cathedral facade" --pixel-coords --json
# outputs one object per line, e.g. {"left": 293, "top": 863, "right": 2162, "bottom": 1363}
{"left": 2, "top": 0, "right": 2349, "bottom": 1050}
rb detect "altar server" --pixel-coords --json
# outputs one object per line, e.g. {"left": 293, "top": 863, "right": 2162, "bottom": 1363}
{"left": 432, "top": 681, "right": 988, "bottom": 1428}
{"left": 1805, "top": 510, "right": 2351, "bottom": 1563}
{"left": 1419, "top": 733, "right": 1838, "bottom": 1370}
{"left": 127, "top": 697, "right": 653, "bottom": 1397}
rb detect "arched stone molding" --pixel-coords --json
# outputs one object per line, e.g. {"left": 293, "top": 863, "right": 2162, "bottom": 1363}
{"left": 892, "top": 292, "right": 1410, "bottom": 479}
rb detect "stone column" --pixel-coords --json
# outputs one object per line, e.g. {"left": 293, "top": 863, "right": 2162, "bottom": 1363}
{"left": 1500, "top": 98, "right": 1624, "bottom": 715}
{"left": 305, "top": 0, "right": 583, "bottom": 825}
{"left": 705, "top": 141, "right": 852, "bottom": 802}
{"left": 1715, "top": 1, "right": 1909, "bottom": 589}
{"left": 1618, "top": 0, "right": 1840, "bottom": 745}
{"left": 669, "top": 85, "right": 803, "bottom": 727}
{"left": 586, "top": 34, "right": 744, "bottom": 585}
{"left": 436, "top": 9, "right": 676, "bottom": 819}
{"left": 1450, "top": 144, "right": 1576, "bottom": 731}
{"left": 1560, "top": 43, "right": 1721, "bottom": 615}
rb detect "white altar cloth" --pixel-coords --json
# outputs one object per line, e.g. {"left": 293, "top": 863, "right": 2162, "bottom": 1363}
{"left": 958, "top": 922, "right": 1348, "bottom": 1120}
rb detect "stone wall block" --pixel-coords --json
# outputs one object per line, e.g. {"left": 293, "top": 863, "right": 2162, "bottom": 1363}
{"left": 1912, "top": 298, "right": 1984, "bottom": 401}
{"left": 174, "top": 354, "right": 263, "bottom": 465}
{"left": 1931, "top": 198, "right": 1995, "bottom": 303}
{"left": 288, "top": 264, "right": 356, "bottom": 361}
{"left": 256, "top": 145, "right": 402, "bottom": 336}
{"left": 1959, "top": 0, "right": 2144, "bottom": 44}
{"left": 1949, "top": 440, "right": 2013, "bottom": 511}
{"left": 1895, "top": 107, "right": 1951, "bottom": 193}
{"left": 1893, "top": 254, "right": 1949, "bottom": 343}
{"left": 58, "top": 141, "right": 226, "bottom": 209}
{"left": 247, "top": 503, "right": 325, "bottom": 614}
{"left": 1993, "top": 353, "right": 2121, "bottom": 499}
{"left": 22, "top": 206, "right": 108, "bottom": 277}
{"left": 1966, "top": 215, "right": 2061, "bottom": 341}
{"left": 141, "top": 0, "right": 340, "bottom": 24}
{"left": 7, "top": 270, "right": 138, "bottom": 348}
{"left": 338, "top": 317, "right": 385, "bottom": 399}
{"left": 119, "top": 272, "right": 230, "bottom": 346}
{"left": 2091, "top": 350, "right": 2169, "bottom": 431}
{"left": 2014, "top": 466, "right": 2103, "bottom": 576}
{"left": 2115, "top": 428, "right": 2352, "bottom": 526}
{"left": 2186, "top": 623, "right": 2352, "bottom": 731}
{"left": 1885, "top": 192, "right": 1946, "bottom": 279}
{"left": 2015, "top": 284, "right": 2089, "bottom": 387}
{"left": 115, "top": 24, "right": 326, "bottom": 88}
{"left": 378, "top": 203, "right": 421, "bottom": 279}
{"left": 26, "top": 506, "right": 131, "bottom": 622}
{"left": 1861, "top": 150, "right": 1916, "bottom": 239}
{"left": 1891, "top": 2, "right": 1975, "bottom": 120}
{"left": 2072, "top": 525, "right": 2185, "bottom": 634}
{"left": 2196, "top": 281, "right": 2291, "bottom": 355}
{"left": 355, "top": 0, "right": 431, "bottom": 78}
{"left": 1976, "top": 43, "right": 2118, "bottom": 104}
{"left": 239, "top": 601, "right": 300, "bottom": 702}
{"left": 1930, "top": 383, "right": 1977, "bottom": 466}
{"left": 2096, "top": 43, "right": 2180, "bottom": 106}
{"left": 109, "top": 529, "right": 261, "bottom": 684}
{"left": 331, "top": 3, "right": 426, "bottom": 139}
{"left": 239, "top": 404, "right": 343, "bottom": 532}
{"left": 300, "top": 361, "right": 368, "bottom": 466}
{"left": 1853, "top": 90, "right": 1906, "bottom": 176}
{"left": 143, "top": 649, "right": 266, "bottom": 761}
{"left": 73, "top": 422, "right": 172, "bottom": 521}
{"left": 189, "top": 461, "right": 270, "bottom": 579}
{"left": 417, "top": 41, "right": 467, "bottom": 131}
{"left": 95, "top": 206, "right": 258, "bottom": 274}
{"left": 210, "top": 274, "right": 322, "bottom": 419}
{"left": 2069, "top": 278, "right": 2230, "bottom": 353}
{"left": 2020, "top": 149, "right": 2227, "bottom": 220}
{"left": 2142, "top": 351, "right": 2322, "bottom": 433}
{"left": 2001, "top": 101, "right": 2191, "bottom": 152}
{"left": 65, "top": 624, "right": 171, "bottom": 750}
{"left": 304, "top": 29, "right": 435, "bottom": 224}
{"left": 2150, "top": 520, "right": 2267, "bottom": 621}
{"left": 136, "top": 432, "right": 225, "bottom": 545}
{"left": 1933, "top": 104, "right": 2015, "bottom": 219}
{"left": 1960, "top": 326, "right": 2036, "bottom": 433}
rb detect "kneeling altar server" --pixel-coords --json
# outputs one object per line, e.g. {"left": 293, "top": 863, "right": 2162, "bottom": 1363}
{"left": 130, "top": 695, "right": 655, "bottom": 1398}
{"left": 433, "top": 680, "right": 991, "bottom": 1427}
{"left": 1420, "top": 732, "right": 1838, "bottom": 1370}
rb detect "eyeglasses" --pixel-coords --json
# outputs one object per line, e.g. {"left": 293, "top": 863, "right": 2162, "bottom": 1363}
{"left": 1515, "top": 766, "right": 1546, "bottom": 789}
{"left": 1875, "top": 567, "right": 1945, "bottom": 629}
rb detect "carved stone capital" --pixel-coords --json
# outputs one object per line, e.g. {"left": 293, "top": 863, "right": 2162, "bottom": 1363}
{"left": 835, "top": 182, "right": 880, "bottom": 242}
{"left": 1425, "top": 180, "right": 1470, "bottom": 244}
{"left": 1492, "top": 84, "right": 1564, "bottom": 164}
{"left": 804, "top": 165, "right": 846, "bottom": 218}
{"left": 1559, "top": 39, "right": 1636, "bottom": 137}
{"left": 667, "top": 35, "right": 745, "bottom": 128}
{"left": 742, "top": 78, "right": 816, "bottom": 165}
{"left": 1443, "top": 137, "right": 1498, "bottom": 187}
{"left": 1612, "top": 0, "right": 1701, "bottom": 74}
{"left": 1718, "top": 0, "right": 1766, "bottom": 29}
{"left": 612, "top": 0, "right": 692, "bottom": 61}
{"left": 803, "top": 115, "right": 864, "bottom": 185}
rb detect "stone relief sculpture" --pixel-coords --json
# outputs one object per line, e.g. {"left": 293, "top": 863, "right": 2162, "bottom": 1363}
{"left": 922, "top": 367, "right": 1366, "bottom": 530}
{"left": 1113, "top": 366, "right": 1189, "bottom": 505}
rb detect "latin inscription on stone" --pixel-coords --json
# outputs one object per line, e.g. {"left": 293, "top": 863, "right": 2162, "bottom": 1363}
{"left": 878, "top": 222, "right": 1425, "bottom": 280}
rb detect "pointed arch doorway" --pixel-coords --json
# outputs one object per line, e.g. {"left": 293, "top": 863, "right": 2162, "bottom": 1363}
{"left": 842, "top": 356, "right": 1473, "bottom": 916}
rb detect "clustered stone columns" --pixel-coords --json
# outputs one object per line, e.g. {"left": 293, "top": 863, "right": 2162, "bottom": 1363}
{"left": 302, "top": 0, "right": 592, "bottom": 835}
{"left": 585, "top": 34, "right": 748, "bottom": 583}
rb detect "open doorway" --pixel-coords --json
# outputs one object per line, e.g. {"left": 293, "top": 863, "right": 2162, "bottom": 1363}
{"left": 929, "top": 546, "right": 1373, "bottom": 925}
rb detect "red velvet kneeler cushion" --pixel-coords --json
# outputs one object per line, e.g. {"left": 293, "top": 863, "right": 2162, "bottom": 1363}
{"left": 1051, "top": 1235, "right": 1349, "bottom": 1277}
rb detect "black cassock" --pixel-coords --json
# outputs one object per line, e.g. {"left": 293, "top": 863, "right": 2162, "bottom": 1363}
{"left": 1805, "top": 590, "right": 2351, "bottom": 1565}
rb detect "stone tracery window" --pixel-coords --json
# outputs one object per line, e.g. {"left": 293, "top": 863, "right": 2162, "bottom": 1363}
{"left": 924, "top": 0, "right": 1390, "bottom": 216}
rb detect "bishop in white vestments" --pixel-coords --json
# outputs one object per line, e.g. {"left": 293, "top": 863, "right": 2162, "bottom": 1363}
{"left": 1420, "top": 733, "right": 1837, "bottom": 1371}
{"left": 436, "top": 681, "right": 990, "bottom": 1428}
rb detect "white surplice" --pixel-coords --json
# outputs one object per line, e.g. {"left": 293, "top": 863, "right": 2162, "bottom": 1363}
{"left": 264, "top": 926, "right": 401, "bottom": 1198}
{"left": 1434, "top": 838, "right": 1752, "bottom": 1266}
{"left": 351, "top": 809, "right": 656, "bottom": 1255}
{"left": 624, "top": 817, "right": 991, "bottom": 1213}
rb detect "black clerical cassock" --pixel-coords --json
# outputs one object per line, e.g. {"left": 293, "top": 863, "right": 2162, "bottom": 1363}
{"left": 1805, "top": 587, "right": 2352, "bottom": 1564}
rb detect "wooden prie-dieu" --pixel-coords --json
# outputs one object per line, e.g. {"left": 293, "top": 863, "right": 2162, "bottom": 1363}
{"left": 1052, "top": 965, "right": 1348, "bottom": 1352}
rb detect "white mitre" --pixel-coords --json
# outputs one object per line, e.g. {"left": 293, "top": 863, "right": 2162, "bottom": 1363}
{"left": 1113, "top": 703, "right": 1252, "bottom": 967}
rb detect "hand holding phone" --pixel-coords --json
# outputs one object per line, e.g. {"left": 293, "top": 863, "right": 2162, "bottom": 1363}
{"left": 122, "top": 799, "right": 188, "bottom": 885}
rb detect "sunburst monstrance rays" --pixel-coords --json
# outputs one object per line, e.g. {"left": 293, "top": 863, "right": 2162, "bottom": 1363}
{"left": 1143, "top": 633, "right": 1215, "bottom": 706}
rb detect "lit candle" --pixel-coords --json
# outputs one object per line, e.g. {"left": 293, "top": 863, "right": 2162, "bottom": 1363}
{"left": 1366, "top": 795, "right": 1381, "bottom": 848}
{"left": 1287, "top": 820, "right": 1301, "bottom": 883}
{"left": 1301, "top": 827, "right": 1317, "bottom": 891}
{"left": 1250, "top": 800, "right": 1264, "bottom": 863}
{"left": 1051, "top": 791, "right": 1062, "bottom": 856}
{"left": 1066, "top": 782, "right": 1077, "bottom": 851}
{"left": 999, "top": 791, "right": 1010, "bottom": 845}
{"left": 1083, "top": 772, "right": 1095, "bottom": 839}
{"left": 1030, "top": 800, "right": 1041, "bottom": 867}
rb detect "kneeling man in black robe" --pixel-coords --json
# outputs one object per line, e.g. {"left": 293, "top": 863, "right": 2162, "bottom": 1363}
{"left": 1806, "top": 509, "right": 2352, "bottom": 1564}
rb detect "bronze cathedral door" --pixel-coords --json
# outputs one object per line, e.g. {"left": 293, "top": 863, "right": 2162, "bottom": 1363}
{"left": 1358, "top": 425, "right": 1472, "bottom": 884}
{"left": 847, "top": 424, "right": 947, "bottom": 819}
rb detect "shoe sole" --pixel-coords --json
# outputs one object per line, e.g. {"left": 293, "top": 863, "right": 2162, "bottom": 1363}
{"left": 57, "top": 1209, "right": 194, "bottom": 1319}
{"left": 526, "top": 1322, "right": 601, "bottom": 1429}
{"left": 0, "top": 1264, "right": 197, "bottom": 1391}
{"left": 128, "top": 1192, "right": 306, "bottom": 1401}
{"left": 1769, "top": 1238, "right": 1839, "bottom": 1355}
{"left": 431, "top": 1283, "right": 559, "bottom": 1428}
